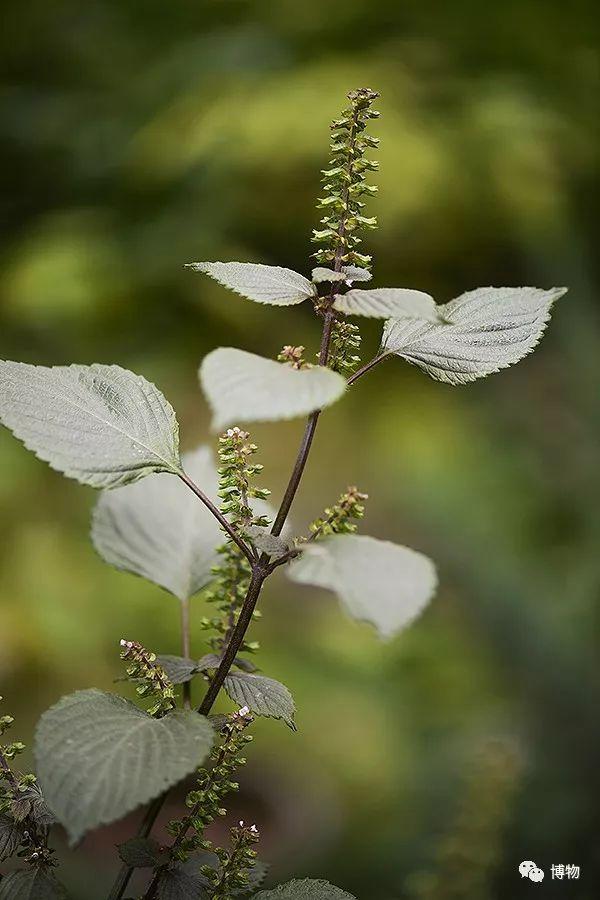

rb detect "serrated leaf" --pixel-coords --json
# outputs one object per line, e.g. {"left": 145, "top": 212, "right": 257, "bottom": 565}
{"left": 342, "top": 266, "right": 372, "bottom": 283}
{"left": 34, "top": 689, "right": 213, "bottom": 844}
{"left": 196, "top": 653, "right": 224, "bottom": 671}
{"left": 0, "top": 362, "right": 181, "bottom": 488}
{"left": 118, "top": 836, "right": 164, "bottom": 867}
{"left": 91, "top": 446, "right": 221, "bottom": 601}
{"left": 223, "top": 673, "right": 296, "bottom": 729}
{"left": 187, "top": 262, "right": 314, "bottom": 306}
{"left": 10, "top": 783, "right": 55, "bottom": 826}
{"left": 156, "top": 655, "right": 202, "bottom": 684}
{"left": 0, "top": 869, "right": 69, "bottom": 900}
{"left": 253, "top": 879, "right": 356, "bottom": 900}
{"left": 244, "top": 526, "right": 290, "bottom": 559}
{"left": 335, "top": 288, "right": 440, "bottom": 321}
{"left": 200, "top": 349, "right": 346, "bottom": 431}
{"left": 0, "top": 814, "right": 23, "bottom": 862}
{"left": 157, "top": 864, "right": 210, "bottom": 900}
{"left": 380, "top": 286, "right": 566, "bottom": 385}
{"left": 311, "top": 268, "right": 347, "bottom": 284}
{"left": 288, "top": 535, "right": 436, "bottom": 640}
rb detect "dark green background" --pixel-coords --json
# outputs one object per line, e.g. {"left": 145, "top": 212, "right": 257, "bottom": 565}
{"left": 1, "top": 1, "right": 598, "bottom": 897}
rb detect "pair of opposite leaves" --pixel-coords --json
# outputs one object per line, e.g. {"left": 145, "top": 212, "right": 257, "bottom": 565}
{"left": 0, "top": 261, "right": 565, "bottom": 640}
{"left": 0, "top": 263, "right": 564, "bottom": 853}
{"left": 0, "top": 261, "right": 565, "bottom": 487}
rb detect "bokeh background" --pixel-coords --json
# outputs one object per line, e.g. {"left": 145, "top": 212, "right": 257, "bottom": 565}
{"left": 1, "top": 1, "right": 599, "bottom": 897}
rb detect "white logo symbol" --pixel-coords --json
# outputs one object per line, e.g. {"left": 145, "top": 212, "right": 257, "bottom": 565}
{"left": 519, "top": 861, "right": 545, "bottom": 882}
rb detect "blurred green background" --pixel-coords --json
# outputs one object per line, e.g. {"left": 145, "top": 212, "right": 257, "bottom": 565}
{"left": 1, "top": 1, "right": 599, "bottom": 897}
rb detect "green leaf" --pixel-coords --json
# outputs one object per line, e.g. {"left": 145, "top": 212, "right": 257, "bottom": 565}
{"left": 157, "top": 864, "right": 210, "bottom": 900}
{"left": 0, "top": 362, "right": 181, "bottom": 488}
{"left": 342, "top": 265, "right": 372, "bottom": 283}
{"left": 156, "top": 655, "right": 202, "bottom": 684}
{"left": 200, "top": 349, "right": 346, "bottom": 431}
{"left": 381, "top": 286, "right": 567, "bottom": 385}
{"left": 244, "top": 526, "right": 290, "bottom": 559}
{"left": 91, "top": 446, "right": 221, "bottom": 601}
{"left": 187, "top": 262, "right": 314, "bottom": 306}
{"left": 335, "top": 287, "right": 440, "bottom": 321}
{"left": 118, "top": 837, "right": 164, "bottom": 867}
{"left": 0, "top": 814, "right": 22, "bottom": 862}
{"left": 311, "top": 268, "right": 347, "bottom": 284}
{"left": 34, "top": 689, "right": 213, "bottom": 844}
{"left": 0, "top": 869, "right": 69, "bottom": 900}
{"left": 223, "top": 673, "right": 296, "bottom": 730}
{"left": 288, "top": 535, "right": 436, "bottom": 640}
{"left": 253, "top": 879, "right": 356, "bottom": 899}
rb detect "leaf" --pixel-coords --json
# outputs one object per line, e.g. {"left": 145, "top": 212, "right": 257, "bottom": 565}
{"left": 342, "top": 265, "right": 372, "bottom": 283}
{"left": 288, "top": 535, "right": 436, "bottom": 640}
{"left": 91, "top": 446, "right": 221, "bottom": 601}
{"left": 10, "top": 783, "right": 55, "bottom": 826}
{"left": 311, "top": 268, "right": 347, "bottom": 284}
{"left": 187, "top": 262, "right": 314, "bottom": 306}
{"left": 157, "top": 864, "right": 210, "bottom": 900}
{"left": 223, "top": 673, "right": 296, "bottom": 730}
{"left": 156, "top": 655, "right": 202, "bottom": 684}
{"left": 34, "top": 689, "right": 213, "bottom": 844}
{"left": 0, "top": 362, "right": 181, "bottom": 488}
{"left": 200, "top": 349, "right": 346, "bottom": 431}
{"left": 253, "top": 879, "right": 356, "bottom": 900}
{"left": 118, "top": 837, "right": 164, "bottom": 868}
{"left": 0, "top": 869, "right": 69, "bottom": 900}
{"left": 244, "top": 526, "right": 290, "bottom": 559}
{"left": 196, "top": 653, "right": 224, "bottom": 671}
{"left": 380, "top": 286, "right": 567, "bottom": 385}
{"left": 335, "top": 287, "right": 439, "bottom": 321}
{"left": 0, "top": 814, "right": 22, "bottom": 862}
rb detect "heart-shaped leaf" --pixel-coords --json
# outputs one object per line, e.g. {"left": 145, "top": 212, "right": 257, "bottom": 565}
{"left": 288, "top": 535, "right": 436, "bottom": 640}
{"left": 187, "top": 262, "right": 314, "bottom": 306}
{"left": 335, "top": 287, "right": 439, "bottom": 321}
{"left": 0, "top": 362, "right": 181, "bottom": 488}
{"left": 35, "top": 689, "right": 213, "bottom": 844}
{"left": 200, "top": 349, "right": 346, "bottom": 431}
{"left": 91, "top": 447, "right": 221, "bottom": 601}
{"left": 381, "top": 286, "right": 566, "bottom": 385}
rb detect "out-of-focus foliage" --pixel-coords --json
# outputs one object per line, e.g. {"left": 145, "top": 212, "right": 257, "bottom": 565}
{"left": 0, "top": 1, "right": 598, "bottom": 896}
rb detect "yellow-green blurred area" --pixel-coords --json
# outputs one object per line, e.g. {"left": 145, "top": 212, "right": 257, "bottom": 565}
{"left": 1, "top": 0, "right": 599, "bottom": 896}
